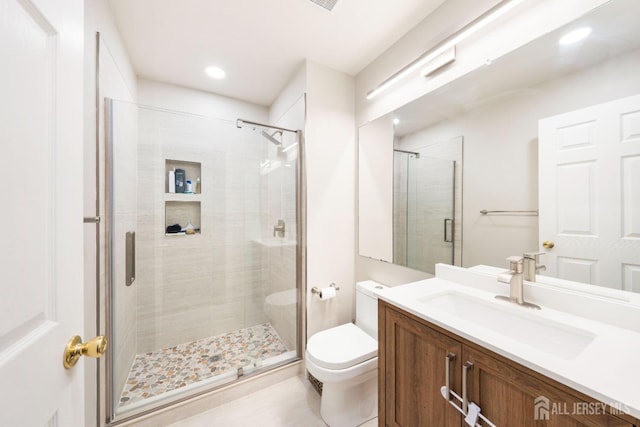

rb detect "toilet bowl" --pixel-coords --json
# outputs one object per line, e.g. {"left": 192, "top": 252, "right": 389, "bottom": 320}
{"left": 305, "top": 280, "right": 388, "bottom": 427}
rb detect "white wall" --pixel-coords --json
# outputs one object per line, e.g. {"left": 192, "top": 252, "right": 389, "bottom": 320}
{"left": 269, "top": 64, "right": 306, "bottom": 127}
{"left": 358, "top": 114, "right": 394, "bottom": 262}
{"left": 137, "top": 79, "right": 268, "bottom": 122}
{"left": 304, "top": 61, "right": 356, "bottom": 338}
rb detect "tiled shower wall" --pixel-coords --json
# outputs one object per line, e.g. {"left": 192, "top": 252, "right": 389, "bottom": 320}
{"left": 135, "top": 108, "right": 269, "bottom": 353}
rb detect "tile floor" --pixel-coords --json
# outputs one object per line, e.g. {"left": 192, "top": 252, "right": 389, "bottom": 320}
{"left": 120, "top": 323, "right": 289, "bottom": 407}
{"left": 168, "top": 374, "right": 378, "bottom": 427}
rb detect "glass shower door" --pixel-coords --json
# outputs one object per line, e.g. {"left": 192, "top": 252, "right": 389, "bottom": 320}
{"left": 235, "top": 122, "right": 300, "bottom": 374}
{"left": 107, "top": 99, "right": 302, "bottom": 421}
{"left": 406, "top": 155, "right": 455, "bottom": 274}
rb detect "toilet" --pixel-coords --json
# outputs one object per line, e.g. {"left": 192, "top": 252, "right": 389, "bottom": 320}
{"left": 305, "top": 280, "right": 388, "bottom": 427}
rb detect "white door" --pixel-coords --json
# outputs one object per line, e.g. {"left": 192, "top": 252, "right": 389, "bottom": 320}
{"left": 0, "top": 0, "right": 85, "bottom": 425}
{"left": 539, "top": 93, "right": 640, "bottom": 291}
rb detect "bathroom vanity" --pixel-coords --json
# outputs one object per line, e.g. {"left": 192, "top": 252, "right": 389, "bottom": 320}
{"left": 377, "top": 265, "right": 640, "bottom": 426}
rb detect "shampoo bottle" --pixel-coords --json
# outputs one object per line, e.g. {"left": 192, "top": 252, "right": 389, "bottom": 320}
{"left": 168, "top": 168, "right": 176, "bottom": 193}
{"left": 175, "top": 169, "right": 185, "bottom": 193}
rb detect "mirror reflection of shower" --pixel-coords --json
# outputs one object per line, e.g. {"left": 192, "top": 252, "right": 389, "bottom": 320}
{"left": 393, "top": 148, "right": 455, "bottom": 274}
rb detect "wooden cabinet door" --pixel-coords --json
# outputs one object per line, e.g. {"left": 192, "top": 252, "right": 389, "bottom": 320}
{"left": 462, "top": 346, "right": 633, "bottom": 427}
{"left": 380, "top": 303, "right": 462, "bottom": 427}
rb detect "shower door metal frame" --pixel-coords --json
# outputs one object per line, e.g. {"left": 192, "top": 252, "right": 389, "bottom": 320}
{"left": 101, "top": 106, "right": 307, "bottom": 425}
{"left": 296, "top": 127, "right": 307, "bottom": 360}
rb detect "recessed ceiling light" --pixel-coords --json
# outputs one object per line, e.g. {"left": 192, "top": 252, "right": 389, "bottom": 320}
{"left": 559, "top": 27, "right": 592, "bottom": 45}
{"left": 393, "top": 118, "right": 400, "bottom": 125}
{"left": 205, "top": 66, "right": 226, "bottom": 79}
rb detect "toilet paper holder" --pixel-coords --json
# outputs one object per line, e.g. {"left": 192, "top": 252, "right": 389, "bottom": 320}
{"left": 311, "top": 283, "right": 340, "bottom": 295}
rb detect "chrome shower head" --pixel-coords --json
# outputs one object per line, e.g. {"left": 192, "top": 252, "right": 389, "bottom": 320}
{"left": 261, "top": 130, "right": 283, "bottom": 146}
{"left": 309, "top": 0, "right": 338, "bottom": 11}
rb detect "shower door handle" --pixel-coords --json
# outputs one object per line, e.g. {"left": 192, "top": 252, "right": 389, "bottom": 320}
{"left": 443, "top": 218, "right": 453, "bottom": 243}
{"left": 126, "top": 231, "right": 135, "bottom": 286}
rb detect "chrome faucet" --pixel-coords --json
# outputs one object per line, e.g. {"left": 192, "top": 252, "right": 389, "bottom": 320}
{"left": 496, "top": 256, "right": 541, "bottom": 310}
{"left": 523, "top": 251, "right": 546, "bottom": 282}
{"left": 273, "top": 219, "right": 285, "bottom": 237}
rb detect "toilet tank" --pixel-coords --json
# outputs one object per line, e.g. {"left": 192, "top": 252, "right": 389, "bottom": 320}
{"left": 355, "top": 280, "right": 388, "bottom": 339}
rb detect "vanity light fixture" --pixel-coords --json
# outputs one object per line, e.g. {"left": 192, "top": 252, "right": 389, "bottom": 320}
{"left": 366, "top": 0, "right": 526, "bottom": 100}
{"left": 205, "top": 66, "right": 226, "bottom": 79}
{"left": 420, "top": 47, "right": 456, "bottom": 78}
{"left": 393, "top": 118, "right": 400, "bottom": 125}
{"left": 558, "top": 27, "right": 592, "bottom": 45}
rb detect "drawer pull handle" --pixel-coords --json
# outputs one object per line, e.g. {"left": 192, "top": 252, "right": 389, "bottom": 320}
{"left": 440, "top": 360, "right": 496, "bottom": 427}
{"left": 445, "top": 353, "right": 456, "bottom": 401}
{"left": 462, "top": 361, "right": 473, "bottom": 413}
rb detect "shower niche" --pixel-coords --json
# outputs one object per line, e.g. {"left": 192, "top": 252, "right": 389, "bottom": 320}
{"left": 164, "top": 159, "right": 201, "bottom": 235}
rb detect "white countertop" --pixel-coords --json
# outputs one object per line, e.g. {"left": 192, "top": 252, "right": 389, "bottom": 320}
{"left": 378, "top": 264, "right": 640, "bottom": 419}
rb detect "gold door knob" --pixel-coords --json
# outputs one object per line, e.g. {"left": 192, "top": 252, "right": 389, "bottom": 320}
{"left": 542, "top": 240, "right": 555, "bottom": 249}
{"left": 63, "top": 335, "right": 107, "bottom": 369}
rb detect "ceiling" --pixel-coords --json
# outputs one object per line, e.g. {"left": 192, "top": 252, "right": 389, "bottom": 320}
{"left": 108, "top": 0, "right": 446, "bottom": 106}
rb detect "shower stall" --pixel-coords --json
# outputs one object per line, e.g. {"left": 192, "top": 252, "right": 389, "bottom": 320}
{"left": 105, "top": 99, "right": 304, "bottom": 420}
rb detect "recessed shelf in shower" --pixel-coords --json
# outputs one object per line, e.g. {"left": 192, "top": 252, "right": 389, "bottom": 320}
{"left": 164, "top": 158, "right": 202, "bottom": 236}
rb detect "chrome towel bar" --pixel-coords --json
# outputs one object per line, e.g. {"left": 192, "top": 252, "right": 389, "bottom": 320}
{"left": 480, "top": 209, "right": 538, "bottom": 216}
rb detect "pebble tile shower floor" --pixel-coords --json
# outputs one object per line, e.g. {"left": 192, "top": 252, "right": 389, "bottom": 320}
{"left": 119, "top": 323, "right": 289, "bottom": 407}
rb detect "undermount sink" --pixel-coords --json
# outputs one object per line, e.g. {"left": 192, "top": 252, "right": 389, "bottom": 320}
{"left": 418, "top": 291, "right": 595, "bottom": 359}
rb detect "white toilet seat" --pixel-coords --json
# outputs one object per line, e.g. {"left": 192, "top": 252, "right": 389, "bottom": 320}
{"left": 307, "top": 323, "right": 377, "bottom": 369}
{"left": 306, "top": 323, "right": 378, "bottom": 383}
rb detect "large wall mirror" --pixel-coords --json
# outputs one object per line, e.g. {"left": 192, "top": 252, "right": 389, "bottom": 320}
{"left": 358, "top": 0, "right": 640, "bottom": 291}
